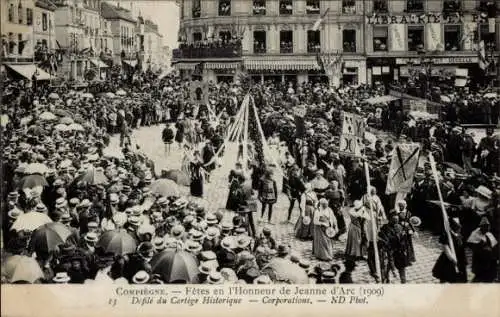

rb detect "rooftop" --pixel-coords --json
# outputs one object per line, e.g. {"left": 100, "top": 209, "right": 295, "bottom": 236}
{"left": 101, "top": 2, "right": 136, "bottom": 24}
{"left": 35, "top": 0, "right": 57, "bottom": 11}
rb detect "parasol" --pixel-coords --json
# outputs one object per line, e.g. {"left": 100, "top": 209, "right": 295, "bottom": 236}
{"left": 54, "top": 123, "right": 69, "bottom": 132}
{"left": 2, "top": 255, "right": 44, "bottom": 283}
{"left": 60, "top": 117, "right": 74, "bottom": 125}
{"left": 67, "top": 123, "right": 85, "bottom": 131}
{"left": 440, "top": 95, "right": 451, "bottom": 103}
{"left": 48, "top": 92, "right": 60, "bottom": 100}
{"left": 24, "top": 163, "right": 49, "bottom": 175}
{"left": 116, "top": 89, "right": 127, "bottom": 96}
{"left": 150, "top": 250, "right": 200, "bottom": 283}
{"left": 261, "top": 258, "right": 308, "bottom": 284}
{"left": 53, "top": 109, "right": 73, "bottom": 117}
{"left": 29, "top": 222, "right": 74, "bottom": 253}
{"left": 105, "top": 92, "right": 116, "bottom": 98}
{"left": 484, "top": 92, "right": 497, "bottom": 99}
{"left": 0, "top": 114, "right": 9, "bottom": 127}
{"left": 82, "top": 93, "right": 94, "bottom": 99}
{"left": 39, "top": 111, "right": 57, "bottom": 121}
{"left": 10, "top": 212, "right": 52, "bottom": 232}
{"left": 163, "top": 169, "right": 190, "bottom": 186}
{"left": 149, "top": 179, "right": 181, "bottom": 197}
{"left": 96, "top": 230, "right": 137, "bottom": 256}
{"left": 72, "top": 167, "right": 109, "bottom": 186}
{"left": 102, "top": 148, "right": 124, "bottom": 159}
{"left": 18, "top": 174, "right": 48, "bottom": 189}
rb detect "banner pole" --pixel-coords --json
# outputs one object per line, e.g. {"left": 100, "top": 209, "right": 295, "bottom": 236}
{"left": 428, "top": 153, "right": 457, "bottom": 272}
{"left": 364, "top": 159, "right": 382, "bottom": 282}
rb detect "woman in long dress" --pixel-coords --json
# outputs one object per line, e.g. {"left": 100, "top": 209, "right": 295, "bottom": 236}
{"left": 189, "top": 151, "right": 204, "bottom": 198}
{"left": 345, "top": 200, "right": 370, "bottom": 261}
{"left": 294, "top": 183, "right": 317, "bottom": 240}
{"left": 226, "top": 163, "right": 245, "bottom": 211}
{"left": 312, "top": 198, "right": 337, "bottom": 261}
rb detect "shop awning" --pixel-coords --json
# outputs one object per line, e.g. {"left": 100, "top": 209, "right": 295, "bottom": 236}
{"left": 5, "top": 64, "right": 53, "bottom": 81}
{"left": 173, "top": 62, "right": 199, "bottom": 70}
{"left": 243, "top": 58, "right": 321, "bottom": 71}
{"left": 204, "top": 62, "right": 240, "bottom": 70}
{"left": 90, "top": 59, "right": 109, "bottom": 68}
{"left": 364, "top": 95, "right": 400, "bottom": 105}
{"left": 123, "top": 60, "right": 137, "bottom": 67}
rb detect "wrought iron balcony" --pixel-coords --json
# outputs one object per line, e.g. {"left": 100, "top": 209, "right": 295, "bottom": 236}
{"left": 172, "top": 43, "right": 242, "bottom": 59}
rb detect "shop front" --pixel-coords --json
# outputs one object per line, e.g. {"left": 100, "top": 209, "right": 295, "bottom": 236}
{"left": 243, "top": 57, "right": 321, "bottom": 86}
{"left": 203, "top": 62, "right": 240, "bottom": 83}
{"left": 395, "top": 55, "right": 480, "bottom": 82}
{"left": 367, "top": 57, "right": 396, "bottom": 87}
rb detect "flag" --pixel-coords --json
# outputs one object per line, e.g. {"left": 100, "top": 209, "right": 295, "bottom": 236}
{"left": 386, "top": 143, "right": 421, "bottom": 194}
{"left": 478, "top": 40, "right": 490, "bottom": 71}
{"left": 312, "top": 7, "right": 330, "bottom": 31}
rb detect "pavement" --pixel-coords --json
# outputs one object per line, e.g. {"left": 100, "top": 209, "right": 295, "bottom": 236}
{"left": 108, "top": 125, "right": 446, "bottom": 283}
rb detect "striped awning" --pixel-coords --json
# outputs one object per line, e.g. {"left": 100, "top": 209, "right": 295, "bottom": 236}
{"left": 5, "top": 64, "right": 53, "bottom": 80}
{"left": 174, "top": 62, "right": 199, "bottom": 70}
{"left": 204, "top": 62, "right": 240, "bottom": 70}
{"left": 244, "top": 58, "right": 321, "bottom": 71}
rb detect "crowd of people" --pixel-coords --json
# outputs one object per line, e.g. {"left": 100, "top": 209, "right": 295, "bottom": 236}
{"left": 1, "top": 67, "right": 499, "bottom": 285}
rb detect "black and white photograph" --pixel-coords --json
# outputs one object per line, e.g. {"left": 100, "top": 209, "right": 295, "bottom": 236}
{"left": 1, "top": 0, "right": 499, "bottom": 289}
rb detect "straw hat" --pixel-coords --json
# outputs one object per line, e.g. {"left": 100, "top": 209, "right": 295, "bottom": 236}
{"left": 198, "top": 262, "right": 214, "bottom": 275}
{"left": 206, "top": 213, "right": 218, "bottom": 225}
{"left": 84, "top": 232, "right": 98, "bottom": 244}
{"left": 475, "top": 185, "right": 492, "bottom": 200}
{"left": 235, "top": 236, "right": 251, "bottom": 249}
{"left": 253, "top": 275, "right": 272, "bottom": 284}
{"left": 171, "top": 225, "right": 185, "bottom": 239}
{"left": 207, "top": 272, "right": 224, "bottom": 284}
{"left": 8, "top": 208, "right": 22, "bottom": 220}
{"left": 205, "top": 227, "right": 220, "bottom": 240}
{"left": 132, "top": 271, "right": 150, "bottom": 284}
{"left": 53, "top": 272, "right": 71, "bottom": 283}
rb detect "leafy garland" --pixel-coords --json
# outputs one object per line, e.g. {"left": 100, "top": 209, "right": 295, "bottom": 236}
{"left": 248, "top": 96, "right": 265, "bottom": 166}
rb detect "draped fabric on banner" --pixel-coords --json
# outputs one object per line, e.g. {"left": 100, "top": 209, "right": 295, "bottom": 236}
{"left": 462, "top": 22, "right": 477, "bottom": 51}
{"left": 389, "top": 24, "right": 405, "bottom": 52}
{"left": 340, "top": 111, "right": 365, "bottom": 157}
{"left": 386, "top": 143, "right": 421, "bottom": 194}
{"left": 426, "top": 23, "right": 443, "bottom": 51}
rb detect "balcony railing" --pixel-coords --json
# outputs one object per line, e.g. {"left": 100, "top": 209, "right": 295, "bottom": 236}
{"left": 173, "top": 43, "right": 242, "bottom": 59}
{"left": 307, "top": 44, "right": 321, "bottom": 53}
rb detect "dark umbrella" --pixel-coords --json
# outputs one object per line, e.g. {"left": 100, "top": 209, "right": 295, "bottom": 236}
{"left": 3, "top": 255, "right": 44, "bottom": 283}
{"left": 150, "top": 250, "right": 200, "bottom": 283}
{"left": 18, "top": 174, "right": 48, "bottom": 189}
{"left": 29, "top": 222, "right": 74, "bottom": 253}
{"left": 261, "top": 258, "right": 308, "bottom": 284}
{"left": 163, "top": 169, "right": 190, "bottom": 186}
{"left": 96, "top": 230, "right": 137, "bottom": 256}
{"left": 72, "top": 167, "right": 108, "bottom": 186}
{"left": 149, "top": 179, "right": 181, "bottom": 197}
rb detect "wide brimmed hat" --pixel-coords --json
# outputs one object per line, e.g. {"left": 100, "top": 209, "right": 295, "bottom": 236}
{"left": 132, "top": 271, "right": 150, "bottom": 284}
{"left": 8, "top": 208, "right": 22, "bottom": 220}
{"left": 253, "top": 275, "right": 272, "bottom": 284}
{"left": 475, "top": 185, "right": 492, "bottom": 200}
{"left": 234, "top": 227, "right": 247, "bottom": 235}
{"left": 235, "top": 235, "right": 251, "bottom": 249}
{"left": 171, "top": 225, "right": 185, "bottom": 239}
{"left": 185, "top": 240, "right": 202, "bottom": 253}
{"left": 152, "top": 237, "right": 166, "bottom": 251}
{"left": 207, "top": 271, "right": 224, "bottom": 284}
{"left": 53, "top": 272, "right": 71, "bottom": 283}
{"left": 189, "top": 229, "right": 205, "bottom": 242}
{"left": 221, "top": 236, "right": 236, "bottom": 249}
{"left": 84, "top": 232, "right": 99, "bottom": 243}
{"left": 206, "top": 213, "right": 218, "bottom": 225}
{"left": 198, "top": 262, "right": 214, "bottom": 275}
{"left": 205, "top": 227, "right": 220, "bottom": 240}
{"left": 200, "top": 251, "right": 217, "bottom": 262}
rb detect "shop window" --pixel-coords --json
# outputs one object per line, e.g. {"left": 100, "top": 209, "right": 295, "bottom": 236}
{"left": 373, "top": 26, "right": 388, "bottom": 51}
{"left": 342, "top": 0, "right": 356, "bottom": 14}
{"left": 406, "top": 0, "right": 424, "bottom": 12}
{"left": 306, "top": 0, "right": 320, "bottom": 14}
{"left": 443, "top": 0, "right": 461, "bottom": 12}
{"left": 279, "top": 0, "right": 292, "bottom": 15}
{"left": 280, "top": 30, "right": 293, "bottom": 53}
{"left": 444, "top": 25, "right": 461, "bottom": 51}
{"left": 343, "top": 29, "right": 356, "bottom": 52}
{"left": 26, "top": 8, "right": 33, "bottom": 25}
{"left": 307, "top": 30, "right": 321, "bottom": 53}
{"left": 192, "top": 0, "right": 201, "bottom": 18}
{"left": 42, "top": 13, "right": 48, "bottom": 31}
{"left": 408, "top": 26, "right": 424, "bottom": 51}
{"left": 8, "top": 4, "right": 14, "bottom": 22}
{"left": 193, "top": 32, "right": 202, "bottom": 43}
{"left": 18, "top": 34, "right": 23, "bottom": 54}
{"left": 219, "top": 0, "right": 231, "bottom": 16}
{"left": 373, "top": 0, "right": 388, "bottom": 13}
{"left": 343, "top": 67, "right": 358, "bottom": 86}
{"left": 253, "top": 31, "right": 266, "bottom": 53}
{"left": 18, "top": 3, "right": 23, "bottom": 24}
{"left": 480, "top": 24, "right": 496, "bottom": 50}
{"left": 253, "top": 0, "right": 266, "bottom": 16}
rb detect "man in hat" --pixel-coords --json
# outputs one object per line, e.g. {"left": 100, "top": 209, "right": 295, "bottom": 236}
{"left": 124, "top": 242, "right": 154, "bottom": 283}
{"left": 467, "top": 217, "right": 498, "bottom": 283}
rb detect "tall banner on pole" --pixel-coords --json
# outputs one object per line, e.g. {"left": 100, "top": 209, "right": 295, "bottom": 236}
{"left": 386, "top": 143, "right": 421, "bottom": 194}
{"left": 339, "top": 111, "right": 365, "bottom": 156}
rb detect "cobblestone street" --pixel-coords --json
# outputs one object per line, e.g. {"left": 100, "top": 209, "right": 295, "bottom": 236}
{"left": 109, "top": 125, "right": 443, "bottom": 283}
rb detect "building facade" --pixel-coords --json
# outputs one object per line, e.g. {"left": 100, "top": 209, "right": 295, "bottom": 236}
{"left": 1, "top": 0, "right": 36, "bottom": 63}
{"left": 173, "top": 0, "right": 499, "bottom": 86}
{"left": 143, "top": 19, "right": 164, "bottom": 71}
{"left": 34, "top": 0, "right": 57, "bottom": 51}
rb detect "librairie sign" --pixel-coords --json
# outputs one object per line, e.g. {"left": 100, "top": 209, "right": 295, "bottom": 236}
{"left": 366, "top": 12, "right": 487, "bottom": 25}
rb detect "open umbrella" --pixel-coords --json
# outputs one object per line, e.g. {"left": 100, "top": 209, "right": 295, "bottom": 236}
{"left": 116, "top": 89, "right": 127, "bottom": 96}
{"left": 1, "top": 114, "right": 10, "bottom": 127}
{"left": 18, "top": 174, "right": 48, "bottom": 189}
{"left": 82, "top": 93, "right": 94, "bottom": 99}
{"left": 149, "top": 179, "right": 180, "bottom": 197}
{"left": 2, "top": 255, "right": 44, "bottom": 283}
{"left": 72, "top": 167, "right": 109, "bottom": 186}
{"left": 53, "top": 109, "right": 73, "bottom": 117}
{"left": 20, "top": 115, "right": 33, "bottom": 126}
{"left": 96, "top": 230, "right": 137, "bottom": 256}
{"left": 484, "top": 92, "right": 497, "bottom": 98}
{"left": 27, "top": 125, "right": 44, "bottom": 136}
{"left": 29, "top": 222, "right": 74, "bottom": 253}
{"left": 261, "top": 258, "right": 308, "bottom": 284}
{"left": 10, "top": 212, "right": 52, "bottom": 232}
{"left": 151, "top": 250, "right": 200, "bottom": 283}
{"left": 60, "top": 117, "right": 74, "bottom": 125}
{"left": 54, "top": 123, "right": 69, "bottom": 132}
{"left": 48, "top": 92, "right": 60, "bottom": 100}
{"left": 440, "top": 95, "right": 451, "bottom": 103}
{"left": 105, "top": 92, "right": 116, "bottom": 98}
{"left": 163, "top": 169, "right": 190, "bottom": 186}
{"left": 24, "top": 163, "right": 49, "bottom": 175}
{"left": 67, "top": 123, "right": 85, "bottom": 131}
{"left": 102, "top": 148, "right": 124, "bottom": 159}
{"left": 39, "top": 111, "right": 57, "bottom": 121}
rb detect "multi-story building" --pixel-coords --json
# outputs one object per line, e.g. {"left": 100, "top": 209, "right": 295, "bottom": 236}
{"left": 365, "top": 0, "right": 499, "bottom": 85}
{"left": 34, "top": 0, "right": 56, "bottom": 51}
{"left": 143, "top": 19, "right": 164, "bottom": 71}
{"left": 101, "top": 1, "right": 137, "bottom": 68}
{"left": 173, "top": 0, "right": 367, "bottom": 84}
{"left": 173, "top": 0, "right": 499, "bottom": 86}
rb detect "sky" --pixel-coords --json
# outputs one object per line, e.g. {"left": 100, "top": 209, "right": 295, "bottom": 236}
{"left": 109, "top": 1, "right": 180, "bottom": 49}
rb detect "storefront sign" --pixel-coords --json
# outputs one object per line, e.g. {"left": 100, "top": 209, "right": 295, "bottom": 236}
{"left": 366, "top": 13, "right": 486, "bottom": 25}
{"left": 396, "top": 57, "right": 478, "bottom": 65}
